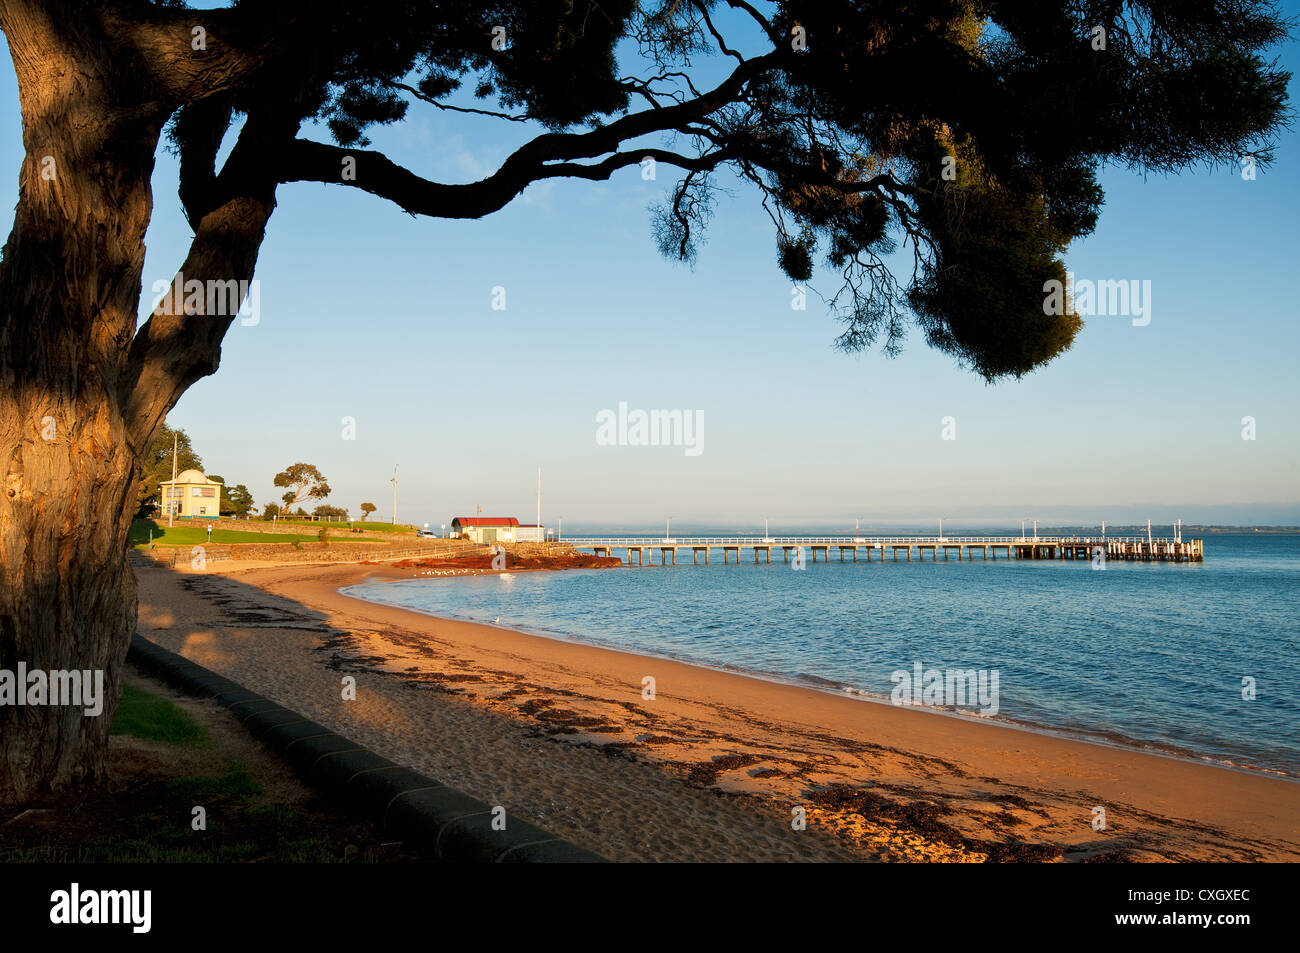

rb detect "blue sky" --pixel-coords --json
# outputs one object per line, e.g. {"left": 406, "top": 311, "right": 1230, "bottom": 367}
{"left": 2, "top": 8, "right": 1297, "bottom": 531}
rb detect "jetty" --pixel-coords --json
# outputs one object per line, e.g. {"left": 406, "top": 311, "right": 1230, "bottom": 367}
{"left": 566, "top": 535, "right": 1204, "bottom": 566}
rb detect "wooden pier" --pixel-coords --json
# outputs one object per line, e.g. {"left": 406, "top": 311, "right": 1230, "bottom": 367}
{"left": 576, "top": 535, "right": 1204, "bottom": 566}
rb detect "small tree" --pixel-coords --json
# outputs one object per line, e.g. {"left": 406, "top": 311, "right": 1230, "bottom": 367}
{"left": 206, "top": 474, "right": 253, "bottom": 518}
{"left": 359, "top": 502, "right": 377, "bottom": 522}
{"left": 312, "top": 504, "right": 349, "bottom": 521}
{"left": 273, "top": 463, "right": 331, "bottom": 514}
{"left": 260, "top": 503, "right": 281, "bottom": 522}
{"left": 226, "top": 485, "right": 255, "bottom": 518}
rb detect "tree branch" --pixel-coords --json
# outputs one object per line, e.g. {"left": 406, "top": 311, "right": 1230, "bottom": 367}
{"left": 384, "top": 81, "right": 533, "bottom": 123}
{"left": 121, "top": 190, "right": 275, "bottom": 448}
{"left": 279, "top": 137, "right": 730, "bottom": 218}
{"left": 106, "top": 4, "right": 284, "bottom": 107}
{"left": 276, "top": 51, "right": 780, "bottom": 217}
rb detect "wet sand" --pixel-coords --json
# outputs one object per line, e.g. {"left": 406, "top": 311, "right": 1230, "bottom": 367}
{"left": 133, "top": 559, "right": 1300, "bottom": 862}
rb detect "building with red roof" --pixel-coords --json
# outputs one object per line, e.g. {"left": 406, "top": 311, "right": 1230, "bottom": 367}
{"left": 450, "top": 516, "right": 520, "bottom": 544}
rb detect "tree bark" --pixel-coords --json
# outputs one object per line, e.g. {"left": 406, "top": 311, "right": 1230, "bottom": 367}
{"left": 0, "top": 2, "right": 272, "bottom": 803}
{"left": 0, "top": 5, "right": 157, "bottom": 802}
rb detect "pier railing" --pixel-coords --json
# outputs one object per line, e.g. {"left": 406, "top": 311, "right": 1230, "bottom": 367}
{"left": 562, "top": 535, "right": 1203, "bottom": 563}
{"left": 564, "top": 535, "right": 1172, "bottom": 546}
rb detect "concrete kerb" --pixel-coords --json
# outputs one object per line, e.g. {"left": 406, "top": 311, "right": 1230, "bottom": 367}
{"left": 127, "top": 633, "right": 606, "bottom": 863}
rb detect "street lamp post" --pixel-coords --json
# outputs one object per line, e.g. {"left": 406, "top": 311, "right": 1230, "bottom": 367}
{"left": 167, "top": 431, "right": 177, "bottom": 528}
{"left": 390, "top": 465, "right": 398, "bottom": 526}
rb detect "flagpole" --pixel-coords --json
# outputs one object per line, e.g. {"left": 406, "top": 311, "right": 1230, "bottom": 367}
{"left": 167, "top": 431, "right": 177, "bottom": 527}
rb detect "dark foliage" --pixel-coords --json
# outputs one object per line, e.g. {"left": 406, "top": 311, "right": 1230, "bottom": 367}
{"left": 163, "top": 0, "right": 1289, "bottom": 380}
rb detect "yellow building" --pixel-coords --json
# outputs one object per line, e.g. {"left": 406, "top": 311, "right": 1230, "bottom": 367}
{"left": 159, "top": 469, "right": 224, "bottom": 520}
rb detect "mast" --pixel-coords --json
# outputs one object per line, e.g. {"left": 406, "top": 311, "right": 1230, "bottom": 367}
{"left": 167, "top": 430, "right": 178, "bottom": 527}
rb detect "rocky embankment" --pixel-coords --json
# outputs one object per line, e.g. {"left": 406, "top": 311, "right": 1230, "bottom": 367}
{"left": 386, "top": 549, "right": 621, "bottom": 571}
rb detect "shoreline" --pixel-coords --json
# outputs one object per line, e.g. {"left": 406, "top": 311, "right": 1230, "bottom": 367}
{"left": 344, "top": 571, "right": 1298, "bottom": 782}
{"left": 136, "top": 559, "right": 1300, "bottom": 861}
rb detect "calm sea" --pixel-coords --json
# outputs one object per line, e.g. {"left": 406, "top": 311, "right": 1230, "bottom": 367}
{"left": 343, "top": 534, "right": 1300, "bottom": 776}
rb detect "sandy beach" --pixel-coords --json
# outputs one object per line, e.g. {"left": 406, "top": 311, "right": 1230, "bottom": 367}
{"left": 133, "top": 559, "right": 1300, "bottom": 862}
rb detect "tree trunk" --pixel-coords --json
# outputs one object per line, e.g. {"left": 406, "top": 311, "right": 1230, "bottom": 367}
{"left": 0, "top": 2, "right": 275, "bottom": 804}
{"left": 0, "top": 396, "right": 141, "bottom": 803}
{"left": 0, "top": 50, "right": 161, "bottom": 802}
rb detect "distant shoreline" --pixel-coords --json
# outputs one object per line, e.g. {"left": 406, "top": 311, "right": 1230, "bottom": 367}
{"left": 1043, "top": 526, "right": 1299, "bottom": 535}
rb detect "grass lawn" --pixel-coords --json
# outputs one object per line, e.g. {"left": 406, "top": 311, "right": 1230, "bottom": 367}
{"left": 129, "top": 521, "right": 381, "bottom": 548}
{"left": 273, "top": 519, "right": 416, "bottom": 534}
{"left": 349, "top": 521, "right": 416, "bottom": 534}
{"left": 0, "top": 673, "right": 424, "bottom": 863}
{"left": 110, "top": 683, "right": 210, "bottom": 748}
